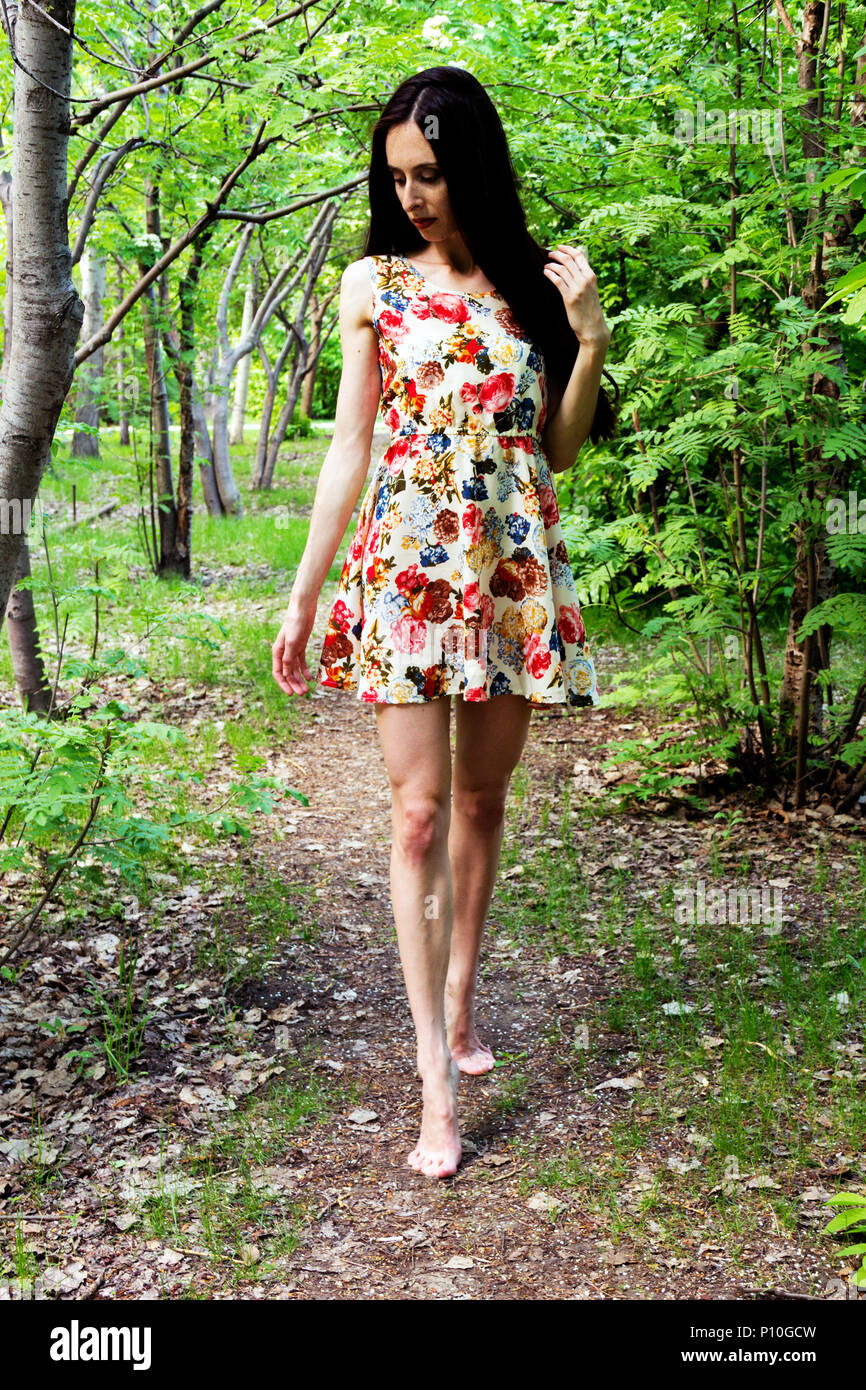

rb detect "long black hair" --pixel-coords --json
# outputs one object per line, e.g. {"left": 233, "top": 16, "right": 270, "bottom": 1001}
{"left": 363, "top": 65, "right": 619, "bottom": 446}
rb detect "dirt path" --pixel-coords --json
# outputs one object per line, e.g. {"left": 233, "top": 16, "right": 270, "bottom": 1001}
{"left": 1, "top": 581, "right": 862, "bottom": 1302}
{"left": 202, "top": 653, "right": 856, "bottom": 1300}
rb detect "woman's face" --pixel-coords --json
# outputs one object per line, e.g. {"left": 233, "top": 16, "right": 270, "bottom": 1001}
{"left": 385, "top": 121, "right": 455, "bottom": 244}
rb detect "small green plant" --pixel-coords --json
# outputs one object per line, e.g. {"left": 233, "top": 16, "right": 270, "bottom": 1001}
{"left": 823, "top": 1188, "right": 866, "bottom": 1289}
{"left": 12, "top": 1215, "right": 40, "bottom": 1286}
{"left": 83, "top": 935, "right": 153, "bottom": 1082}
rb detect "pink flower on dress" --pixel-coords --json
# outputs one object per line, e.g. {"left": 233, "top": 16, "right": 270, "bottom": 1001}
{"left": 478, "top": 373, "right": 516, "bottom": 412}
{"left": 475, "top": 593, "right": 495, "bottom": 628}
{"left": 428, "top": 293, "right": 470, "bottom": 324}
{"left": 463, "top": 578, "right": 480, "bottom": 614}
{"left": 364, "top": 523, "right": 381, "bottom": 560}
{"left": 557, "top": 603, "right": 586, "bottom": 646}
{"left": 465, "top": 685, "right": 487, "bottom": 701}
{"left": 539, "top": 482, "right": 560, "bottom": 527}
{"left": 524, "top": 631, "right": 552, "bottom": 678}
{"left": 385, "top": 436, "right": 411, "bottom": 476}
{"left": 391, "top": 613, "right": 428, "bottom": 653}
{"left": 330, "top": 599, "right": 353, "bottom": 634}
{"left": 462, "top": 503, "right": 484, "bottom": 545}
{"left": 460, "top": 381, "right": 478, "bottom": 403}
{"left": 396, "top": 563, "right": 425, "bottom": 594}
{"left": 379, "top": 307, "right": 409, "bottom": 340}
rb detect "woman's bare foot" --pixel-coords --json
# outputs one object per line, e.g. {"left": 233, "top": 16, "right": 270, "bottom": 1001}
{"left": 407, "top": 1055, "right": 462, "bottom": 1178}
{"left": 449, "top": 1031, "right": 495, "bottom": 1075}
{"left": 445, "top": 992, "right": 496, "bottom": 1075}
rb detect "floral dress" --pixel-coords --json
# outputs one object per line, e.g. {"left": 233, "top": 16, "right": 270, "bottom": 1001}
{"left": 315, "top": 253, "right": 600, "bottom": 707}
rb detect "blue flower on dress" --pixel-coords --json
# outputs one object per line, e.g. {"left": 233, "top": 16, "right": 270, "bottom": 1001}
{"left": 462, "top": 476, "right": 489, "bottom": 501}
{"left": 381, "top": 591, "right": 408, "bottom": 622}
{"left": 409, "top": 495, "right": 437, "bottom": 531}
{"left": 420, "top": 542, "right": 449, "bottom": 566}
{"left": 527, "top": 346, "right": 544, "bottom": 372}
{"left": 495, "top": 632, "right": 525, "bottom": 673}
{"left": 515, "top": 397, "right": 538, "bottom": 431}
{"left": 483, "top": 509, "right": 505, "bottom": 545}
{"left": 549, "top": 619, "right": 561, "bottom": 653}
{"left": 495, "top": 463, "right": 519, "bottom": 503}
{"left": 427, "top": 432, "right": 450, "bottom": 452}
{"left": 505, "top": 512, "right": 530, "bottom": 544}
{"left": 489, "top": 671, "right": 512, "bottom": 697}
{"left": 374, "top": 484, "right": 391, "bottom": 520}
{"left": 381, "top": 289, "right": 410, "bottom": 314}
{"left": 351, "top": 618, "right": 363, "bottom": 640}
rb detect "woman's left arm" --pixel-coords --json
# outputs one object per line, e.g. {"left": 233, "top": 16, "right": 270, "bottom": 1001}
{"left": 540, "top": 244, "right": 611, "bottom": 475}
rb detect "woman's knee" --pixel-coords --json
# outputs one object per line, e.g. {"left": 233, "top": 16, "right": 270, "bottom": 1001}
{"left": 452, "top": 784, "right": 508, "bottom": 834}
{"left": 393, "top": 792, "right": 450, "bottom": 863}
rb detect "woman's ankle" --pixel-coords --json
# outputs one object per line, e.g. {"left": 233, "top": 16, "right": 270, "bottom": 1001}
{"left": 416, "top": 1041, "right": 453, "bottom": 1079}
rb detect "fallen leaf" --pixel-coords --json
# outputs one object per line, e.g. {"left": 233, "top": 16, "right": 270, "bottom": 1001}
{"left": 594, "top": 1074, "right": 644, "bottom": 1091}
{"left": 527, "top": 1192, "right": 565, "bottom": 1215}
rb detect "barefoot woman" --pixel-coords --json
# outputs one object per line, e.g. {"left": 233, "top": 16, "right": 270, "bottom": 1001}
{"left": 272, "top": 66, "right": 616, "bottom": 1179}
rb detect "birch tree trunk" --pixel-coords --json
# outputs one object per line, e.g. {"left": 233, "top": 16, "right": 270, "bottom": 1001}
{"left": 0, "top": 0, "right": 84, "bottom": 629}
{"left": 4, "top": 539, "right": 52, "bottom": 713}
{"left": 229, "top": 259, "right": 259, "bottom": 445}
{"left": 0, "top": 168, "right": 12, "bottom": 396}
{"left": 138, "top": 181, "right": 178, "bottom": 568}
{"left": 71, "top": 245, "right": 106, "bottom": 458}
{"left": 113, "top": 257, "right": 132, "bottom": 447}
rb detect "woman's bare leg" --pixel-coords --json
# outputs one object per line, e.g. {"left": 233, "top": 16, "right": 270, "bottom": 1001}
{"left": 374, "top": 696, "right": 461, "bottom": 1178}
{"left": 446, "top": 693, "right": 533, "bottom": 1074}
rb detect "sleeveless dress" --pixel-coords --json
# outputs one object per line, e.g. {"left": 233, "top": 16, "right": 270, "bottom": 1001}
{"left": 315, "top": 253, "right": 600, "bottom": 707}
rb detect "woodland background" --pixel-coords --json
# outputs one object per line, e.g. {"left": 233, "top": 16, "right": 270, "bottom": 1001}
{"left": 0, "top": 0, "right": 864, "bottom": 1303}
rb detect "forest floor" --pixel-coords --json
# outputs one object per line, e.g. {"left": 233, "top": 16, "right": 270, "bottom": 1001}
{"left": 1, "top": 435, "right": 865, "bottom": 1302}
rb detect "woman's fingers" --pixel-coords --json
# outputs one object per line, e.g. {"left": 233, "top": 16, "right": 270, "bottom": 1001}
{"left": 272, "top": 629, "right": 310, "bottom": 696}
{"left": 273, "top": 604, "right": 317, "bottom": 696}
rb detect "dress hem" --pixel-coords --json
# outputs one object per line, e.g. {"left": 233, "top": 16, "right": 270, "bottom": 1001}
{"left": 316, "top": 673, "right": 600, "bottom": 708}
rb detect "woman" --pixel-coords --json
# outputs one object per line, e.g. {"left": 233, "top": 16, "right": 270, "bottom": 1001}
{"left": 272, "top": 66, "right": 616, "bottom": 1180}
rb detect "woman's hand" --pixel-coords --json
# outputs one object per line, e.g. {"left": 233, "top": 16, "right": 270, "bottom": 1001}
{"left": 543, "top": 244, "right": 611, "bottom": 349}
{"left": 272, "top": 594, "right": 318, "bottom": 696}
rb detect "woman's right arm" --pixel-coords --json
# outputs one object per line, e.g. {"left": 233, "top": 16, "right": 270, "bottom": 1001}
{"left": 272, "top": 258, "right": 382, "bottom": 696}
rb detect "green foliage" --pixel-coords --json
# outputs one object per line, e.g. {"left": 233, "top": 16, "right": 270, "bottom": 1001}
{"left": 0, "top": 677, "right": 288, "bottom": 965}
{"left": 81, "top": 936, "right": 154, "bottom": 1082}
{"left": 823, "top": 1190, "right": 866, "bottom": 1289}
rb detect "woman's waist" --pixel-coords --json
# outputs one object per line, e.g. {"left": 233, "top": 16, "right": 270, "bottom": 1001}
{"left": 386, "top": 422, "right": 542, "bottom": 441}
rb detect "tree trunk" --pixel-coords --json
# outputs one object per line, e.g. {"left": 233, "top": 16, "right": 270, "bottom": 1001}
{"left": 137, "top": 182, "right": 178, "bottom": 568}
{"left": 193, "top": 386, "right": 222, "bottom": 515}
{"left": 0, "top": 0, "right": 84, "bottom": 628}
{"left": 71, "top": 245, "right": 106, "bottom": 458}
{"left": 114, "top": 256, "right": 132, "bottom": 447}
{"left": 0, "top": 169, "right": 13, "bottom": 397}
{"left": 4, "top": 538, "right": 52, "bottom": 714}
{"left": 229, "top": 258, "right": 259, "bottom": 445}
{"left": 778, "top": 0, "right": 863, "bottom": 803}
{"left": 299, "top": 290, "right": 323, "bottom": 418}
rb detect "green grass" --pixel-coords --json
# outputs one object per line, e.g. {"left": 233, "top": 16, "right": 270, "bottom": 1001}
{"left": 134, "top": 1048, "right": 353, "bottom": 1291}
{"left": 1, "top": 425, "right": 346, "bottom": 705}
{"left": 493, "top": 778, "right": 865, "bottom": 1276}
{"left": 193, "top": 861, "right": 318, "bottom": 990}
